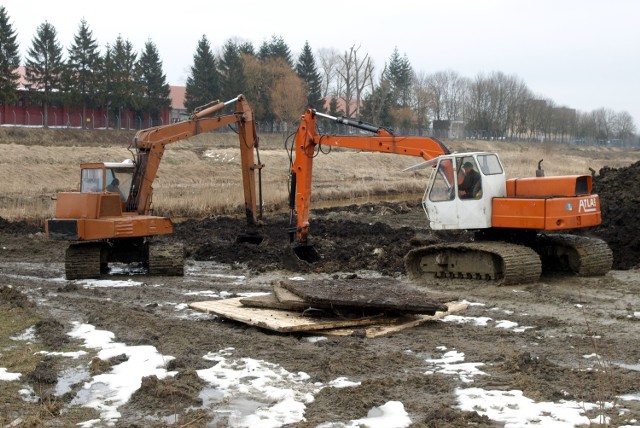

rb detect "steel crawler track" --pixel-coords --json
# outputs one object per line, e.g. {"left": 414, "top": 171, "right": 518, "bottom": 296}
{"left": 65, "top": 243, "right": 102, "bottom": 280}
{"left": 405, "top": 241, "right": 542, "bottom": 285}
{"left": 147, "top": 243, "right": 185, "bottom": 276}
{"left": 536, "top": 234, "right": 613, "bottom": 276}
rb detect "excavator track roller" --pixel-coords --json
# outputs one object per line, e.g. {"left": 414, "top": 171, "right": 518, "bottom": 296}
{"left": 405, "top": 241, "right": 542, "bottom": 286}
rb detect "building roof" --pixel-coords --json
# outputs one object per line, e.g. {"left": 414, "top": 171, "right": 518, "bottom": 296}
{"left": 16, "top": 66, "right": 28, "bottom": 90}
{"left": 323, "top": 96, "right": 361, "bottom": 116}
{"left": 169, "top": 86, "right": 186, "bottom": 110}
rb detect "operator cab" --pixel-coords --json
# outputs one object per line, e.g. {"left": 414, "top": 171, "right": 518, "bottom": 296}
{"left": 80, "top": 160, "right": 135, "bottom": 203}
{"left": 423, "top": 152, "right": 507, "bottom": 230}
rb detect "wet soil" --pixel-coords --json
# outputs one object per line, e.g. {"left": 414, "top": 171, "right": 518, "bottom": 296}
{"left": 1, "top": 163, "right": 640, "bottom": 427}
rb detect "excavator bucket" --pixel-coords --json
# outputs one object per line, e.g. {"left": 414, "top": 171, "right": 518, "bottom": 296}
{"left": 282, "top": 244, "right": 321, "bottom": 271}
{"left": 293, "top": 244, "right": 321, "bottom": 263}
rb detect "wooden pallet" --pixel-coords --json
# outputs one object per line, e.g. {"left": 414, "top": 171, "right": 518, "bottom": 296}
{"left": 189, "top": 298, "right": 467, "bottom": 337}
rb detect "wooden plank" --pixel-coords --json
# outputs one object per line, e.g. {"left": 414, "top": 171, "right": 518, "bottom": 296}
{"left": 189, "top": 298, "right": 387, "bottom": 332}
{"left": 272, "top": 282, "right": 320, "bottom": 308}
{"left": 320, "top": 302, "right": 469, "bottom": 338}
{"left": 280, "top": 278, "right": 449, "bottom": 314}
{"left": 239, "top": 293, "right": 300, "bottom": 310}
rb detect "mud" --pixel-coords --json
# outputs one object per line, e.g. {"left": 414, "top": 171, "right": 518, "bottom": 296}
{"left": 1, "top": 164, "right": 640, "bottom": 426}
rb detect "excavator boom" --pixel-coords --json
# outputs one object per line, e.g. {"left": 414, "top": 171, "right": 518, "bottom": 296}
{"left": 128, "top": 95, "right": 263, "bottom": 225}
{"left": 290, "top": 109, "right": 449, "bottom": 247}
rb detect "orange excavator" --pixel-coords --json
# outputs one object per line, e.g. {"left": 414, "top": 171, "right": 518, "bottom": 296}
{"left": 288, "top": 109, "right": 612, "bottom": 284}
{"left": 46, "top": 95, "right": 264, "bottom": 280}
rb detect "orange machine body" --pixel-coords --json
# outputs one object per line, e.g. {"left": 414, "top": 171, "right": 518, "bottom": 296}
{"left": 492, "top": 175, "right": 601, "bottom": 230}
{"left": 45, "top": 191, "right": 173, "bottom": 241}
{"left": 47, "top": 95, "right": 263, "bottom": 243}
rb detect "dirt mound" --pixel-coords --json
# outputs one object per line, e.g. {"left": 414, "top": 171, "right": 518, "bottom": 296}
{"left": 0, "top": 285, "right": 34, "bottom": 309}
{"left": 175, "top": 206, "right": 436, "bottom": 276}
{"left": 127, "top": 371, "right": 205, "bottom": 412}
{"left": 35, "top": 319, "right": 70, "bottom": 350}
{"left": 592, "top": 161, "right": 640, "bottom": 269}
{"left": 0, "top": 217, "right": 42, "bottom": 234}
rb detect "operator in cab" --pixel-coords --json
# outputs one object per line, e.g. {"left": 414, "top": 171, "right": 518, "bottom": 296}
{"left": 106, "top": 177, "right": 125, "bottom": 201}
{"left": 458, "top": 161, "right": 481, "bottom": 199}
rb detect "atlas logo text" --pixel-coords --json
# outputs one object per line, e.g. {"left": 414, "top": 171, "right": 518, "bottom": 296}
{"left": 579, "top": 197, "right": 597, "bottom": 213}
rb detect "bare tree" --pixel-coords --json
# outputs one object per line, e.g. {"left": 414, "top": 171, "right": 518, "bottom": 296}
{"left": 336, "top": 45, "right": 374, "bottom": 117}
{"left": 270, "top": 72, "right": 307, "bottom": 128}
{"left": 612, "top": 111, "right": 637, "bottom": 143}
{"left": 317, "top": 47, "right": 340, "bottom": 98}
{"left": 411, "top": 71, "right": 433, "bottom": 134}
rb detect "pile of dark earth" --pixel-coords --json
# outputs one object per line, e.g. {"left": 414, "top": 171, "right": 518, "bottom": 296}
{"left": 172, "top": 161, "right": 640, "bottom": 275}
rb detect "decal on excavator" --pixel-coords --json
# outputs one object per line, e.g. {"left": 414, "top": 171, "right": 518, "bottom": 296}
{"left": 579, "top": 196, "right": 598, "bottom": 213}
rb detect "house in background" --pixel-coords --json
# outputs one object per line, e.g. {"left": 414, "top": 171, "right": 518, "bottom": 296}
{"left": 2, "top": 67, "right": 173, "bottom": 128}
{"left": 169, "top": 86, "right": 187, "bottom": 122}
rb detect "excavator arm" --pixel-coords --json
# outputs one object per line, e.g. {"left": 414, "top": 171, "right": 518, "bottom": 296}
{"left": 127, "top": 95, "right": 264, "bottom": 226}
{"left": 289, "top": 109, "right": 450, "bottom": 255}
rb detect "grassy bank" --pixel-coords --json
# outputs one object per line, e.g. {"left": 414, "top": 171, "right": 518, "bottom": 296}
{"left": 0, "top": 127, "right": 635, "bottom": 221}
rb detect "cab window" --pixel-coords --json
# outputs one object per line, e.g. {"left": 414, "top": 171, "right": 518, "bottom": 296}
{"left": 81, "top": 168, "right": 103, "bottom": 193}
{"left": 429, "top": 159, "right": 455, "bottom": 202}
{"left": 477, "top": 154, "right": 503, "bottom": 175}
{"left": 106, "top": 168, "right": 133, "bottom": 202}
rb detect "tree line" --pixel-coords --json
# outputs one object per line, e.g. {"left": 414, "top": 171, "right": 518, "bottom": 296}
{"left": 0, "top": 6, "right": 636, "bottom": 144}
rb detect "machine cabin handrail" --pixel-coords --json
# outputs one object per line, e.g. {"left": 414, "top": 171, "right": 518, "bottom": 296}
{"left": 127, "top": 95, "right": 263, "bottom": 226}
{"left": 291, "top": 109, "right": 450, "bottom": 244}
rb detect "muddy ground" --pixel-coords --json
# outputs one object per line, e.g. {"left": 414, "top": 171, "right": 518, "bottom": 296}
{"left": 1, "top": 164, "right": 640, "bottom": 427}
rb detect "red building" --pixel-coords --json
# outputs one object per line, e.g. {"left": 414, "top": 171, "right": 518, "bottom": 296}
{"left": 1, "top": 66, "right": 171, "bottom": 129}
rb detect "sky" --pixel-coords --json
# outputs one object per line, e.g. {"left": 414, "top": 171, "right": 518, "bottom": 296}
{"left": 3, "top": 0, "right": 640, "bottom": 126}
{"left": 4, "top": 276, "right": 640, "bottom": 426}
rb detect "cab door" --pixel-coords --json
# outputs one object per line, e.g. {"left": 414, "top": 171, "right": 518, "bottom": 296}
{"left": 423, "top": 157, "right": 459, "bottom": 229}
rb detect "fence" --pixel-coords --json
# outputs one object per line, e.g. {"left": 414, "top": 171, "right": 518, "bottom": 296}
{"left": 0, "top": 105, "right": 169, "bottom": 129}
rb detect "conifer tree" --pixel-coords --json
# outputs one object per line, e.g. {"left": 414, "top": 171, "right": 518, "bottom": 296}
{"left": 25, "top": 21, "right": 65, "bottom": 127}
{"left": 66, "top": 19, "right": 101, "bottom": 128}
{"left": 218, "top": 39, "right": 245, "bottom": 102}
{"left": 136, "top": 40, "right": 170, "bottom": 124}
{"left": 0, "top": 6, "right": 20, "bottom": 105}
{"left": 258, "top": 35, "right": 293, "bottom": 68}
{"left": 384, "top": 47, "right": 413, "bottom": 108}
{"left": 295, "top": 41, "right": 325, "bottom": 112}
{"left": 185, "top": 35, "right": 220, "bottom": 113}
{"left": 106, "top": 36, "right": 138, "bottom": 126}
{"left": 238, "top": 42, "right": 255, "bottom": 56}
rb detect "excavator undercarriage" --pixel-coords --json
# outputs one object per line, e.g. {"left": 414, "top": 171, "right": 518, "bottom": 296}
{"left": 404, "top": 233, "right": 612, "bottom": 285}
{"left": 64, "top": 239, "right": 184, "bottom": 280}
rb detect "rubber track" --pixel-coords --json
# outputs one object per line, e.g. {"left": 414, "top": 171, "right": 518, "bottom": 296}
{"left": 148, "top": 243, "right": 185, "bottom": 276}
{"left": 537, "top": 234, "right": 613, "bottom": 276}
{"left": 65, "top": 243, "right": 102, "bottom": 280}
{"left": 405, "top": 241, "right": 542, "bottom": 285}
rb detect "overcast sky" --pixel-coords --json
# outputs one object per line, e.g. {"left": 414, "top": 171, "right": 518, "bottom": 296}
{"left": 4, "top": 0, "right": 639, "bottom": 127}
